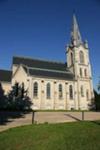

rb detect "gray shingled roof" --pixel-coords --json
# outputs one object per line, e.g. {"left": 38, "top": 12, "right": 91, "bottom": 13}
{"left": 0, "top": 70, "right": 12, "bottom": 82}
{"left": 13, "top": 56, "right": 75, "bottom": 80}
{"left": 13, "top": 56, "right": 67, "bottom": 71}
{"left": 29, "top": 68, "right": 74, "bottom": 80}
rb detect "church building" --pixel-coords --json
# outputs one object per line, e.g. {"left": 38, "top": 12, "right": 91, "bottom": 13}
{"left": 0, "top": 15, "right": 94, "bottom": 110}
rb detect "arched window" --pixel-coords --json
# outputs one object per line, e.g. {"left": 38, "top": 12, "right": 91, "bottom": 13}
{"left": 81, "top": 85, "right": 84, "bottom": 97}
{"left": 33, "top": 82, "right": 38, "bottom": 98}
{"left": 69, "top": 85, "right": 73, "bottom": 99}
{"left": 80, "top": 51, "right": 84, "bottom": 64}
{"left": 46, "top": 83, "right": 51, "bottom": 99}
{"left": 86, "top": 90, "right": 89, "bottom": 100}
{"left": 80, "top": 68, "right": 82, "bottom": 77}
{"left": 84, "top": 69, "right": 87, "bottom": 77}
{"left": 59, "top": 84, "right": 63, "bottom": 99}
{"left": 71, "top": 52, "right": 73, "bottom": 65}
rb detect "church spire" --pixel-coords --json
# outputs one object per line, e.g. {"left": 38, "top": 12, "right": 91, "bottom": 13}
{"left": 71, "top": 14, "right": 82, "bottom": 46}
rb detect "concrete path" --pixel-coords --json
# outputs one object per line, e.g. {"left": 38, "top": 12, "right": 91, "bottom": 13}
{"left": 0, "top": 111, "right": 100, "bottom": 132}
{"left": 0, "top": 112, "right": 32, "bottom": 132}
{"left": 35, "top": 112, "right": 100, "bottom": 123}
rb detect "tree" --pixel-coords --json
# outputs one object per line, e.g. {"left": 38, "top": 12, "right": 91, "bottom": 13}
{"left": 98, "top": 78, "right": 100, "bottom": 92}
{"left": 94, "top": 90, "right": 100, "bottom": 111}
{"left": 7, "top": 82, "right": 32, "bottom": 110}
{"left": 0, "top": 82, "right": 7, "bottom": 110}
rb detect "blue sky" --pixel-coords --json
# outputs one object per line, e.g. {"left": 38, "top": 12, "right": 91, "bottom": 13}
{"left": 0, "top": 0, "right": 100, "bottom": 91}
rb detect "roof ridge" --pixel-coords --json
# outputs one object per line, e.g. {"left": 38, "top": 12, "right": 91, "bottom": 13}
{"left": 13, "top": 55, "right": 65, "bottom": 64}
{"left": 28, "top": 66, "right": 71, "bottom": 74}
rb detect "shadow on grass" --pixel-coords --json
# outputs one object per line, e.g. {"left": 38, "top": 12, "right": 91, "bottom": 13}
{"left": 91, "top": 120, "right": 100, "bottom": 126}
{"left": 64, "top": 114, "right": 81, "bottom": 121}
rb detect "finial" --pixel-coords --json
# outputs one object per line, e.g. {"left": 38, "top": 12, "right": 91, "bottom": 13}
{"left": 84, "top": 40, "right": 88, "bottom": 49}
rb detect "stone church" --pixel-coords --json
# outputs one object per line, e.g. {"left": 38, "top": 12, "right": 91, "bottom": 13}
{"left": 0, "top": 15, "right": 94, "bottom": 110}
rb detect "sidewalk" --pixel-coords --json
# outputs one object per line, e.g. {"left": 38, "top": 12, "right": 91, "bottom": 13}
{"left": 0, "top": 111, "right": 100, "bottom": 132}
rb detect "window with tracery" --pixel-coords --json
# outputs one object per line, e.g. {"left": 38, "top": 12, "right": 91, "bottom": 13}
{"left": 33, "top": 82, "right": 38, "bottom": 98}
{"left": 80, "top": 51, "right": 84, "bottom": 64}
{"left": 46, "top": 83, "right": 51, "bottom": 99}
{"left": 59, "top": 84, "right": 63, "bottom": 99}
{"left": 69, "top": 85, "right": 73, "bottom": 99}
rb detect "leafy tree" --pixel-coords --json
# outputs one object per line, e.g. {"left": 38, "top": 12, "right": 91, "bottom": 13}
{"left": 14, "top": 82, "right": 19, "bottom": 97}
{"left": 7, "top": 82, "right": 32, "bottom": 110}
{"left": 0, "top": 82, "right": 7, "bottom": 110}
{"left": 98, "top": 78, "right": 100, "bottom": 92}
{"left": 93, "top": 78, "right": 100, "bottom": 111}
{"left": 94, "top": 90, "right": 100, "bottom": 111}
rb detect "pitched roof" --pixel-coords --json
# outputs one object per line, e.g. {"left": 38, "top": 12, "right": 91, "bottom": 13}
{"left": 13, "top": 56, "right": 67, "bottom": 71}
{"left": 0, "top": 70, "right": 12, "bottom": 82}
{"left": 29, "top": 68, "right": 74, "bottom": 80}
{"left": 13, "top": 56, "right": 75, "bottom": 81}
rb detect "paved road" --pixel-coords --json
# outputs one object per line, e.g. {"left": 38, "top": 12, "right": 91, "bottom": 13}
{"left": 0, "top": 111, "right": 100, "bottom": 132}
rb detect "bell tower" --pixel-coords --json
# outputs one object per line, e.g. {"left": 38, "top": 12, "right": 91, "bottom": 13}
{"left": 66, "top": 14, "right": 94, "bottom": 110}
{"left": 66, "top": 14, "right": 83, "bottom": 77}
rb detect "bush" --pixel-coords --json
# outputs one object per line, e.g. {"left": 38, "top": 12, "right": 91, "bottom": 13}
{"left": 94, "top": 90, "right": 100, "bottom": 111}
{"left": 0, "top": 82, "right": 32, "bottom": 111}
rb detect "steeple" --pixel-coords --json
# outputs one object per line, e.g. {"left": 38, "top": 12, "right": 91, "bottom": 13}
{"left": 71, "top": 14, "right": 82, "bottom": 46}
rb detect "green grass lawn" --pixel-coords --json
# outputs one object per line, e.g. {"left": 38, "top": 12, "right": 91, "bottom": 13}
{"left": 0, "top": 121, "right": 100, "bottom": 150}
